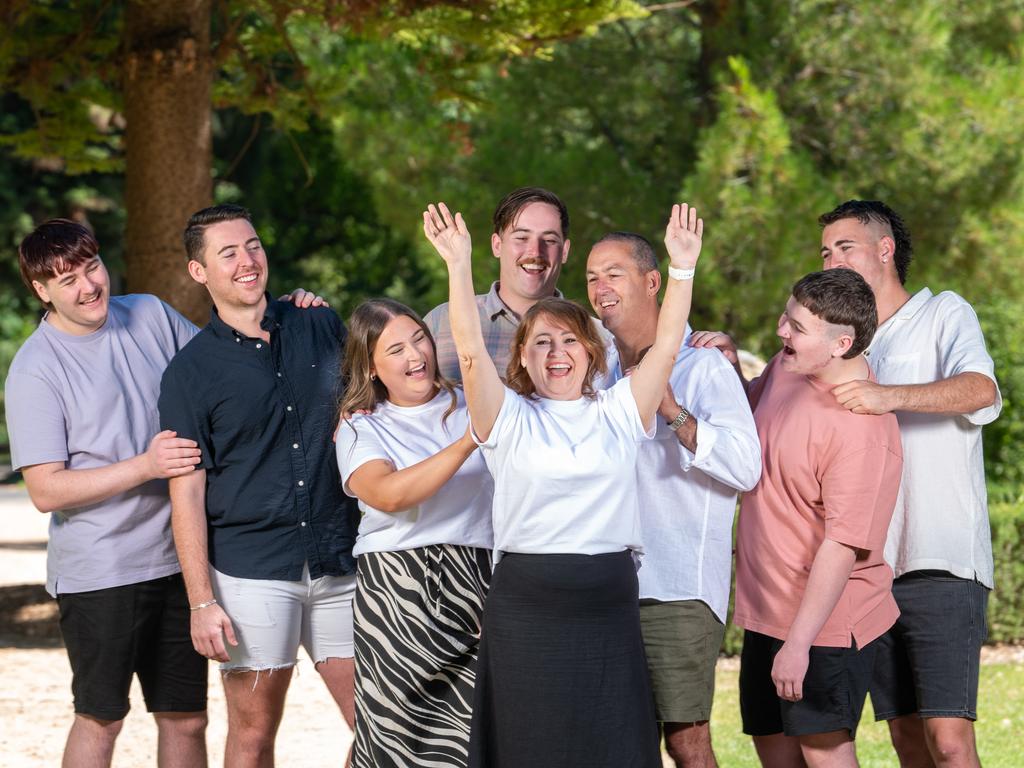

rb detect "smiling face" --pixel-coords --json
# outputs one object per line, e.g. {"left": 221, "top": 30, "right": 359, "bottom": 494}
{"left": 33, "top": 256, "right": 111, "bottom": 336}
{"left": 776, "top": 296, "right": 852, "bottom": 377}
{"left": 820, "top": 217, "right": 893, "bottom": 294}
{"left": 586, "top": 240, "right": 660, "bottom": 335}
{"left": 188, "top": 218, "right": 268, "bottom": 310}
{"left": 371, "top": 314, "right": 439, "bottom": 407}
{"left": 518, "top": 313, "right": 591, "bottom": 400}
{"left": 492, "top": 202, "right": 569, "bottom": 311}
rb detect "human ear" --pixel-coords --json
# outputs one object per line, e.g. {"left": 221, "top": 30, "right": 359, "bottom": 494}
{"left": 187, "top": 260, "right": 207, "bottom": 285}
{"left": 32, "top": 280, "right": 51, "bottom": 305}
{"left": 491, "top": 233, "right": 502, "bottom": 260}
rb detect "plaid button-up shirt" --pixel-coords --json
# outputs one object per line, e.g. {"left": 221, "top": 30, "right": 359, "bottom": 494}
{"left": 424, "top": 282, "right": 530, "bottom": 383}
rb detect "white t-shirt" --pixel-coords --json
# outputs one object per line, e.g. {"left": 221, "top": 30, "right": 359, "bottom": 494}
{"left": 476, "top": 377, "right": 653, "bottom": 557}
{"left": 336, "top": 389, "right": 494, "bottom": 557}
{"left": 867, "top": 288, "right": 1001, "bottom": 587}
{"left": 603, "top": 339, "right": 761, "bottom": 620}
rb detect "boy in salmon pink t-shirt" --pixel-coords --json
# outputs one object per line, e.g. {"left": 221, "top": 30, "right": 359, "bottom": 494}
{"left": 734, "top": 269, "right": 903, "bottom": 768}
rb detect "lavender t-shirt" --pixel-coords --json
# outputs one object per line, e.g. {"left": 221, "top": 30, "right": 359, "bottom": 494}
{"left": 5, "top": 295, "right": 197, "bottom": 596}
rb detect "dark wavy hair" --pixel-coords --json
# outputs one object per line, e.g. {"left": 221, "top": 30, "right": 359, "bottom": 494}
{"left": 19, "top": 219, "right": 100, "bottom": 307}
{"left": 818, "top": 199, "right": 913, "bottom": 284}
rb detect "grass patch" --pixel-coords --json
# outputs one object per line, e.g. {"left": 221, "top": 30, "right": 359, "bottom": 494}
{"left": 706, "top": 662, "right": 1024, "bottom": 767}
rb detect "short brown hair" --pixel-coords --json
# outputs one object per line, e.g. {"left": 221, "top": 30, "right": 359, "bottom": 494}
{"left": 818, "top": 199, "right": 913, "bottom": 284}
{"left": 183, "top": 204, "right": 252, "bottom": 264}
{"left": 506, "top": 298, "right": 606, "bottom": 398}
{"left": 791, "top": 269, "right": 877, "bottom": 358}
{"left": 492, "top": 187, "right": 569, "bottom": 238}
{"left": 18, "top": 219, "right": 99, "bottom": 306}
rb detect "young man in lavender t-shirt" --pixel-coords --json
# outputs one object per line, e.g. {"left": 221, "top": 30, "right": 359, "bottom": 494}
{"left": 4, "top": 219, "right": 208, "bottom": 768}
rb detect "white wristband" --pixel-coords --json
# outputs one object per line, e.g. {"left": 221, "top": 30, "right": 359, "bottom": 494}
{"left": 668, "top": 265, "right": 696, "bottom": 281}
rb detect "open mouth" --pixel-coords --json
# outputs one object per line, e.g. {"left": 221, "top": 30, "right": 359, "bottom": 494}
{"left": 519, "top": 260, "right": 548, "bottom": 275}
{"left": 546, "top": 362, "right": 572, "bottom": 377}
{"left": 235, "top": 272, "right": 260, "bottom": 285}
{"left": 80, "top": 293, "right": 102, "bottom": 307}
{"left": 782, "top": 343, "right": 795, "bottom": 356}
{"left": 406, "top": 362, "right": 428, "bottom": 378}
{"left": 598, "top": 297, "right": 619, "bottom": 311}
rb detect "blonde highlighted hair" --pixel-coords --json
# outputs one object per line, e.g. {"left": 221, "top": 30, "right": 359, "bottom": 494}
{"left": 506, "top": 298, "right": 607, "bottom": 399}
{"left": 339, "top": 299, "right": 457, "bottom": 425}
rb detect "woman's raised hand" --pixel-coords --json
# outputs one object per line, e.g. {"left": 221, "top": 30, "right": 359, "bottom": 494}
{"left": 664, "top": 203, "right": 704, "bottom": 269}
{"left": 423, "top": 203, "right": 472, "bottom": 266}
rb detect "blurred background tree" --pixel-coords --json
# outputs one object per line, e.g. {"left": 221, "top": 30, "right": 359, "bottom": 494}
{"left": 1, "top": 0, "right": 1022, "bottom": 495}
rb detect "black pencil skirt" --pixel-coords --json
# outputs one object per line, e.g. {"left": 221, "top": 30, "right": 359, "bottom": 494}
{"left": 468, "top": 550, "right": 660, "bottom": 768}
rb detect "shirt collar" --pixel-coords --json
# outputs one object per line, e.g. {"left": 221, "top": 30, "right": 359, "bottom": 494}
{"left": 207, "top": 292, "right": 280, "bottom": 340}
{"left": 888, "top": 287, "right": 933, "bottom": 323}
{"left": 485, "top": 281, "right": 565, "bottom": 322}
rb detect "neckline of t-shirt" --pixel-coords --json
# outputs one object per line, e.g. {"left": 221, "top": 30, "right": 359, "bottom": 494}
{"left": 381, "top": 388, "right": 449, "bottom": 415}
{"left": 535, "top": 393, "right": 591, "bottom": 412}
{"left": 38, "top": 305, "right": 117, "bottom": 344}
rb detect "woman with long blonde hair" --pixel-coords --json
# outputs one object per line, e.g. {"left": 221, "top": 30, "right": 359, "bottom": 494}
{"left": 424, "top": 201, "right": 705, "bottom": 768}
{"left": 336, "top": 298, "right": 493, "bottom": 768}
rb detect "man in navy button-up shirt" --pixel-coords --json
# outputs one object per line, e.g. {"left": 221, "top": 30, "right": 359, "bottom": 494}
{"left": 160, "top": 204, "right": 359, "bottom": 764}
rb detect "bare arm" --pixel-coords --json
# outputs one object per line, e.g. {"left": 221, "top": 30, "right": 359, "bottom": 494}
{"left": 771, "top": 537, "right": 858, "bottom": 701}
{"left": 832, "top": 371, "right": 997, "bottom": 416}
{"left": 21, "top": 430, "right": 201, "bottom": 514}
{"left": 347, "top": 429, "right": 478, "bottom": 513}
{"left": 169, "top": 470, "right": 237, "bottom": 662}
{"left": 630, "top": 204, "right": 703, "bottom": 428}
{"left": 423, "top": 203, "right": 505, "bottom": 440}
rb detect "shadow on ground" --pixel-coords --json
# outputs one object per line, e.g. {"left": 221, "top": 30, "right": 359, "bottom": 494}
{"left": 0, "top": 584, "right": 62, "bottom": 648}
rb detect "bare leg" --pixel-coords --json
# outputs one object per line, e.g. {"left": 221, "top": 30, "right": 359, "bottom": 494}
{"left": 921, "top": 717, "right": 981, "bottom": 768}
{"left": 799, "top": 730, "right": 857, "bottom": 768}
{"left": 316, "top": 657, "right": 356, "bottom": 768}
{"left": 223, "top": 669, "right": 294, "bottom": 768}
{"left": 62, "top": 714, "right": 124, "bottom": 768}
{"left": 752, "top": 733, "right": 807, "bottom": 768}
{"left": 663, "top": 721, "right": 718, "bottom": 768}
{"left": 888, "top": 716, "right": 937, "bottom": 768}
{"left": 155, "top": 711, "right": 209, "bottom": 768}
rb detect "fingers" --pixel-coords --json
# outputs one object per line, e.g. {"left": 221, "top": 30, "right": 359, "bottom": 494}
{"left": 222, "top": 616, "right": 239, "bottom": 648}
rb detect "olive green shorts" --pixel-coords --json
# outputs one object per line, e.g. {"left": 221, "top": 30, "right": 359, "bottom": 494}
{"left": 639, "top": 599, "right": 725, "bottom": 723}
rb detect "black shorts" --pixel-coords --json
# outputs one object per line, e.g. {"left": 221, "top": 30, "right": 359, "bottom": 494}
{"left": 739, "top": 630, "right": 876, "bottom": 738}
{"left": 57, "top": 573, "right": 208, "bottom": 721}
{"left": 870, "top": 571, "right": 988, "bottom": 721}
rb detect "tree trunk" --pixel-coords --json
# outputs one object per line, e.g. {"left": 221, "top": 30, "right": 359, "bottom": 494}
{"left": 123, "top": 0, "right": 213, "bottom": 325}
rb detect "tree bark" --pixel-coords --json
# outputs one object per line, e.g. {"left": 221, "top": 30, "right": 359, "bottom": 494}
{"left": 123, "top": 0, "right": 213, "bottom": 324}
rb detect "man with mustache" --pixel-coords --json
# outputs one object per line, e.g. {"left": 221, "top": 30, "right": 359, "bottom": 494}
{"left": 159, "top": 204, "right": 360, "bottom": 768}
{"left": 425, "top": 187, "right": 571, "bottom": 381}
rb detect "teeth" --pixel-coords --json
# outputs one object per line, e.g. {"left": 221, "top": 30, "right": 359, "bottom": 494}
{"left": 521, "top": 264, "right": 545, "bottom": 273}
{"left": 237, "top": 274, "right": 258, "bottom": 283}
{"left": 600, "top": 300, "right": 617, "bottom": 308}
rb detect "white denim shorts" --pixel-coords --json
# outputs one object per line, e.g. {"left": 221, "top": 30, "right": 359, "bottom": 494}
{"left": 210, "top": 563, "right": 356, "bottom": 672}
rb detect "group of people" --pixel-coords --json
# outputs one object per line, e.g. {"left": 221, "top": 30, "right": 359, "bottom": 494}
{"left": 4, "top": 186, "right": 999, "bottom": 768}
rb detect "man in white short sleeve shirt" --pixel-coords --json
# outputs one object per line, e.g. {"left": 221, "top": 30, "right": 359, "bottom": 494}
{"left": 586, "top": 231, "right": 762, "bottom": 767}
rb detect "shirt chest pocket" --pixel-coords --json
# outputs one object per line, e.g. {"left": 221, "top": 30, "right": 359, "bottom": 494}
{"left": 873, "top": 352, "right": 920, "bottom": 386}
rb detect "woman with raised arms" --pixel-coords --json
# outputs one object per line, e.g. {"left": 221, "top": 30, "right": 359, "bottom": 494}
{"left": 336, "top": 299, "right": 494, "bottom": 768}
{"left": 422, "top": 201, "right": 704, "bottom": 768}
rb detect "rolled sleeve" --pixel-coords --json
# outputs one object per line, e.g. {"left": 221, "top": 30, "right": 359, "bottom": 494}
{"left": 938, "top": 298, "right": 1001, "bottom": 425}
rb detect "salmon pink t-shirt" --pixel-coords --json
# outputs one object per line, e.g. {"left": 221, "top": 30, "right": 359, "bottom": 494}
{"left": 734, "top": 354, "right": 903, "bottom": 648}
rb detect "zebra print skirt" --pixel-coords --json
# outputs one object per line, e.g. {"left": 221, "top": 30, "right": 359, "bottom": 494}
{"left": 352, "top": 544, "right": 492, "bottom": 768}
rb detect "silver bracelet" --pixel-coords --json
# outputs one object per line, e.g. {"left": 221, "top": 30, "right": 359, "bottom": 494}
{"left": 190, "top": 598, "right": 218, "bottom": 612}
{"left": 667, "top": 265, "right": 696, "bottom": 281}
{"left": 667, "top": 408, "right": 691, "bottom": 431}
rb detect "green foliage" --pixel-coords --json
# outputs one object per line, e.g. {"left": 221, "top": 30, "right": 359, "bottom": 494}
{"left": 989, "top": 501, "right": 1024, "bottom": 644}
{"left": 681, "top": 57, "right": 835, "bottom": 356}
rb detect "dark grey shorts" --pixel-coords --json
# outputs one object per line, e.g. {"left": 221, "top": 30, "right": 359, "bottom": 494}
{"left": 870, "top": 570, "right": 989, "bottom": 721}
{"left": 740, "top": 630, "right": 877, "bottom": 738}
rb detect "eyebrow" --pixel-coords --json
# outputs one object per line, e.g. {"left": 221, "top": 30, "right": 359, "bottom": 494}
{"left": 788, "top": 314, "right": 806, "bottom": 332}
{"left": 217, "top": 237, "right": 261, "bottom": 255}
{"left": 512, "top": 227, "right": 561, "bottom": 237}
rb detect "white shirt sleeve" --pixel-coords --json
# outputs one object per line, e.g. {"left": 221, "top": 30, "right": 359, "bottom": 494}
{"left": 335, "top": 415, "right": 391, "bottom": 496}
{"left": 675, "top": 358, "right": 762, "bottom": 492}
{"left": 936, "top": 293, "right": 1002, "bottom": 425}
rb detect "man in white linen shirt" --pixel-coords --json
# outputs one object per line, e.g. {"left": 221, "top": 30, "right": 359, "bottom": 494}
{"left": 586, "top": 231, "right": 761, "bottom": 768}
